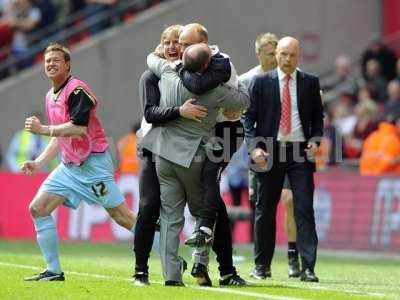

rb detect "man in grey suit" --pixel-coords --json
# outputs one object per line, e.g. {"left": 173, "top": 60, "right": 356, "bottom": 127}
{"left": 140, "top": 43, "right": 249, "bottom": 285}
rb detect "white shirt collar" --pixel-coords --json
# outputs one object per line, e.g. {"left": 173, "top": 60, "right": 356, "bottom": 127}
{"left": 210, "top": 45, "right": 220, "bottom": 56}
{"left": 277, "top": 67, "right": 296, "bottom": 81}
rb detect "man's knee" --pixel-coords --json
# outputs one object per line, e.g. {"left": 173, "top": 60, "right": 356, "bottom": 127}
{"left": 29, "top": 192, "right": 60, "bottom": 218}
{"left": 29, "top": 201, "right": 45, "bottom": 218}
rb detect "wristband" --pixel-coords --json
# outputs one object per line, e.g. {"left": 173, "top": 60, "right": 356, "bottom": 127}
{"left": 49, "top": 126, "right": 54, "bottom": 137}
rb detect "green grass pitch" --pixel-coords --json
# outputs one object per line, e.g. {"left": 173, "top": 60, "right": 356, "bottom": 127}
{"left": 0, "top": 240, "right": 398, "bottom": 300}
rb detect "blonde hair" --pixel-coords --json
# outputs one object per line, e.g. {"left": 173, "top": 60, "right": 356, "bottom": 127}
{"left": 183, "top": 23, "right": 208, "bottom": 43}
{"left": 160, "top": 24, "right": 183, "bottom": 44}
{"left": 255, "top": 33, "right": 278, "bottom": 54}
{"left": 44, "top": 42, "right": 71, "bottom": 63}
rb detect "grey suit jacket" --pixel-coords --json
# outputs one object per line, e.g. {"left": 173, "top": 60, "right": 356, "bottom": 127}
{"left": 140, "top": 53, "right": 250, "bottom": 168}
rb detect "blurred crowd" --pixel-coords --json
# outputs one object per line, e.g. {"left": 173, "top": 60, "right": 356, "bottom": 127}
{"left": 319, "top": 38, "right": 400, "bottom": 175}
{"left": 0, "top": 0, "right": 162, "bottom": 79}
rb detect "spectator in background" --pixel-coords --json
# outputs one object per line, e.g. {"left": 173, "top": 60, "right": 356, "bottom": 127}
{"left": 82, "top": 0, "right": 118, "bottom": 35}
{"left": 52, "top": 0, "right": 71, "bottom": 25}
{"left": 3, "top": 0, "right": 41, "bottom": 68}
{"left": 357, "top": 86, "right": 374, "bottom": 103}
{"left": 0, "top": 0, "right": 12, "bottom": 14}
{"left": 361, "top": 37, "right": 397, "bottom": 82}
{"left": 381, "top": 80, "right": 400, "bottom": 121}
{"left": 360, "top": 59, "right": 387, "bottom": 103}
{"left": 321, "top": 54, "right": 358, "bottom": 103}
{"left": 344, "top": 99, "right": 378, "bottom": 159}
{"left": 34, "top": 0, "right": 56, "bottom": 29}
{"left": 360, "top": 115, "right": 400, "bottom": 175}
{"left": 27, "top": 0, "right": 56, "bottom": 46}
{"left": 117, "top": 122, "right": 141, "bottom": 174}
{"left": 6, "top": 112, "right": 57, "bottom": 172}
{"left": 331, "top": 101, "right": 357, "bottom": 137}
{"left": 70, "top": 0, "right": 85, "bottom": 13}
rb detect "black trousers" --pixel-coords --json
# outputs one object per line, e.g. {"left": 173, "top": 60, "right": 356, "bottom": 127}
{"left": 134, "top": 153, "right": 160, "bottom": 273}
{"left": 199, "top": 158, "right": 235, "bottom": 276}
{"left": 197, "top": 120, "right": 244, "bottom": 275}
{"left": 254, "top": 143, "right": 318, "bottom": 272}
{"left": 199, "top": 120, "right": 244, "bottom": 228}
{"left": 212, "top": 189, "right": 236, "bottom": 276}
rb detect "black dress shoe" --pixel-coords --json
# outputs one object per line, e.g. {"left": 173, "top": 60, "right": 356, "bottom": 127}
{"left": 288, "top": 258, "right": 301, "bottom": 278}
{"left": 300, "top": 269, "right": 319, "bottom": 282}
{"left": 165, "top": 280, "right": 185, "bottom": 286}
{"left": 191, "top": 263, "right": 212, "bottom": 286}
{"left": 249, "top": 266, "right": 271, "bottom": 280}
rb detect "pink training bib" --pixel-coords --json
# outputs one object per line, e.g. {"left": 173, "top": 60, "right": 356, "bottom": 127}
{"left": 45, "top": 76, "right": 108, "bottom": 165}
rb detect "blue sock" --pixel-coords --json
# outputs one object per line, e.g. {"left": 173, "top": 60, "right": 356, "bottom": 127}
{"left": 33, "top": 216, "right": 62, "bottom": 274}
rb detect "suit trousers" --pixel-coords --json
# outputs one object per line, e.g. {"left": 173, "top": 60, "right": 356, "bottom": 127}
{"left": 133, "top": 152, "right": 160, "bottom": 273}
{"left": 254, "top": 143, "right": 318, "bottom": 272}
{"left": 156, "top": 149, "right": 205, "bottom": 282}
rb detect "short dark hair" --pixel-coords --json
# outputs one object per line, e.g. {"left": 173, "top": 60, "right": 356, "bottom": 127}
{"left": 183, "top": 45, "right": 210, "bottom": 72}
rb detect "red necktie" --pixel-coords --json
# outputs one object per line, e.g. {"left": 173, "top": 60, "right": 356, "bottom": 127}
{"left": 280, "top": 75, "right": 291, "bottom": 136}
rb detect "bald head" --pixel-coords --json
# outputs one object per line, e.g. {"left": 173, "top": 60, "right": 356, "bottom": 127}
{"left": 276, "top": 36, "right": 300, "bottom": 74}
{"left": 179, "top": 23, "right": 208, "bottom": 54}
{"left": 277, "top": 37, "right": 299, "bottom": 50}
{"left": 183, "top": 43, "right": 211, "bottom": 73}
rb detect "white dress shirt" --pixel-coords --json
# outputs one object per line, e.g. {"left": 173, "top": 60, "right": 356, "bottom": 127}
{"left": 277, "top": 67, "right": 305, "bottom": 142}
{"left": 212, "top": 45, "right": 241, "bottom": 122}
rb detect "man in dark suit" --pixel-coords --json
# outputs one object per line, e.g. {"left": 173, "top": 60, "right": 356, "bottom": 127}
{"left": 243, "top": 36, "right": 324, "bottom": 282}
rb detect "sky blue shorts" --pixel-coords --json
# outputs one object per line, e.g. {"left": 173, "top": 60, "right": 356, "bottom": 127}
{"left": 39, "top": 151, "right": 124, "bottom": 209}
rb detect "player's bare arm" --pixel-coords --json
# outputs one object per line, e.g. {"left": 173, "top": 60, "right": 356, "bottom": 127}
{"left": 21, "top": 137, "right": 58, "bottom": 175}
{"left": 25, "top": 115, "right": 87, "bottom": 137}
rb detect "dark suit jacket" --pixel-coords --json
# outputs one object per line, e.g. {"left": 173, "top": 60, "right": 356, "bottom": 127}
{"left": 243, "top": 69, "right": 324, "bottom": 153}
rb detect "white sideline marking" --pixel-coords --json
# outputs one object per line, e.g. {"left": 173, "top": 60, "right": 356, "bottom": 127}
{"left": 1, "top": 261, "right": 389, "bottom": 299}
{"left": 281, "top": 282, "right": 387, "bottom": 298}
{"left": 0, "top": 261, "right": 300, "bottom": 300}
{"left": 0, "top": 262, "right": 126, "bottom": 281}
{"left": 237, "top": 279, "right": 387, "bottom": 298}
